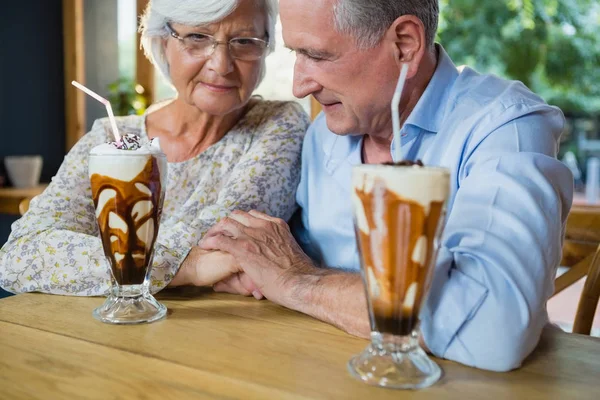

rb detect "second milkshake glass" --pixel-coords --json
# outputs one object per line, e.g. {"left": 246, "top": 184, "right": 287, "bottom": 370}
{"left": 348, "top": 164, "right": 450, "bottom": 389}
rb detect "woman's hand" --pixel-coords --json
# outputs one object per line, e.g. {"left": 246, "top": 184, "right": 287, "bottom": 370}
{"left": 199, "top": 210, "right": 317, "bottom": 308}
{"left": 213, "top": 272, "right": 263, "bottom": 299}
{"left": 169, "top": 247, "right": 242, "bottom": 287}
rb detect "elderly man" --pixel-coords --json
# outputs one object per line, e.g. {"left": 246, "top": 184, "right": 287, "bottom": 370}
{"left": 200, "top": 0, "right": 574, "bottom": 371}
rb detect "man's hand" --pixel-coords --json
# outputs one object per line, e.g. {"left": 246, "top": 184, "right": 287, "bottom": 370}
{"left": 201, "top": 210, "right": 371, "bottom": 338}
{"left": 199, "top": 210, "right": 317, "bottom": 309}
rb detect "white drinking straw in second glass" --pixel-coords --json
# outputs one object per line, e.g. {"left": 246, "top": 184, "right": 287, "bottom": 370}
{"left": 71, "top": 80, "right": 121, "bottom": 143}
{"left": 391, "top": 63, "right": 410, "bottom": 161}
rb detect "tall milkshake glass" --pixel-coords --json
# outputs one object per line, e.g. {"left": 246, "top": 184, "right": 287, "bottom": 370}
{"left": 89, "top": 136, "right": 167, "bottom": 324}
{"left": 348, "top": 164, "right": 450, "bottom": 389}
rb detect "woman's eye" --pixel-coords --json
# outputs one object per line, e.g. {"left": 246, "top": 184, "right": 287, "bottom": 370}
{"left": 187, "top": 34, "right": 211, "bottom": 42}
{"left": 235, "top": 38, "right": 254, "bottom": 46}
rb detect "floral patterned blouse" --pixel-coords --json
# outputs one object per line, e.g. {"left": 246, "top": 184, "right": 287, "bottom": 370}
{"left": 0, "top": 100, "right": 309, "bottom": 295}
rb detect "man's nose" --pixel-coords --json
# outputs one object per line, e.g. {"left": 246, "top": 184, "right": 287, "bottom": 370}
{"left": 206, "top": 44, "right": 234, "bottom": 76}
{"left": 292, "top": 58, "right": 321, "bottom": 99}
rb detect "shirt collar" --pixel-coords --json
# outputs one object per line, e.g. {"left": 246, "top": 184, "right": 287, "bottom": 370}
{"left": 403, "top": 44, "right": 459, "bottom": 134}
{"left": 323, "top": 131, "right": 362, "bottom": 174}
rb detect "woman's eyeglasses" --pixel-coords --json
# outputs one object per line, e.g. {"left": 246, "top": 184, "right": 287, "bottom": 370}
{"left": 165, "top": 23, "right": 270, "bottom": 61}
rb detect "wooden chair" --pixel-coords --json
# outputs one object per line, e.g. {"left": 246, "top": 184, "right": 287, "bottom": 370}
{"left": 572, "top": 245, "right": 600, "bottom": 334}
{"left": 553, "top": 206, "right": 600, "bottom": 335}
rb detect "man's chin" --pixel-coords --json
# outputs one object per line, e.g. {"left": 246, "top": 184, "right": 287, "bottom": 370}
{"left": 323, "top": 113, "right": 358, "bottom": 136}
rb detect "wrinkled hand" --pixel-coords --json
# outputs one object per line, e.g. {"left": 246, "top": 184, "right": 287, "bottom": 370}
{"left": 169, "top": 247, "right": 256, "bottom": 294}
{"left": 199, "top": 210, "right": 315, "bottom": 308}
{"left": 213, "top": 272, "right": 263, "bottom": 300}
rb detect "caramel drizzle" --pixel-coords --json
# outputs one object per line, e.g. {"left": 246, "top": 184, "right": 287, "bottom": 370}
{"left": 355, "top": 177, "right": 443, "bottom": 321}
{"left": 90, "top": 157, "right": 163, "bottom": 285}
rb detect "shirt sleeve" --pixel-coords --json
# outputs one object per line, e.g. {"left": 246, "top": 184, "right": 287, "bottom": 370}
{"left": 420, "top": 103, "right": 574, "bottom": 371}
{"left": 0, "top": 119, "right": 189, "bottom": 296}
{"left": 148, "top": 101, "right": 309, "bottom": 290}
{"left": 291, "top": 117, "right": 315, "bottom": 255}
{"left": 1, "top": 103, "right": 309, "bottom": 295}
{"left": 0, "top": 120, "right": 113, "bottom": 295}
{"left": 211, "top": 101, "right": 308, "bottom": 222}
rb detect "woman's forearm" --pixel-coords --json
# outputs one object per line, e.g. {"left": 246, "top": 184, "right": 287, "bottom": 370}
{"left": 169, "top": 247, "right": 241, "bottom": 287}
{"left": 0, "top": 228, "right": 109, "bottom": 295}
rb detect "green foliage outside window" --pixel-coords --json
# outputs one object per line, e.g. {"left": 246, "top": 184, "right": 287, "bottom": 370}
{"left": 107, "top": 77, "right": 148, "bottom": 117}
{"left": 438, "top": 0, "right": 600, "bottom": 116}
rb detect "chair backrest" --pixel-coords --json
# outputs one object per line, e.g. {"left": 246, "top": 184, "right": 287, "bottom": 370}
{"left": 573, "top": 245, "right": 600, "bottom": 335}
{"left": 554, "top": 206, "right": 600, "bottom": 335}
{"left": 558, "top": 206, "right": 600, "bottom": 279}
{"left": 565, "top": 206, "right": 600, "bottom": 243}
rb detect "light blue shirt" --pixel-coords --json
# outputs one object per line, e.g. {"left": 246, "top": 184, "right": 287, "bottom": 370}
{"left": 292, "top": 46, "right": 574, "bottom": 372}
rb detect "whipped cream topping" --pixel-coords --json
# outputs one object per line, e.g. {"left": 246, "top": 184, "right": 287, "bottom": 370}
{"left": 351, "top": 166, "right": 450, "bottom": 234}
{"left": 90, "top": 134, "right": 163, "bottom": 155}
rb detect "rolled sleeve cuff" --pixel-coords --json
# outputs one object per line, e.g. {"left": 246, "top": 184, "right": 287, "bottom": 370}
{"left": 148, "top": 245, "right": 192, "bottom": 294}
{"left": 421, "top": 262, "right": 488, "bottom": 361}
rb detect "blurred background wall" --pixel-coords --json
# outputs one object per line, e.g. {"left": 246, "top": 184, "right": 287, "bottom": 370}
{"left": 0, "top": 1, "right": 66, "bottom": 241}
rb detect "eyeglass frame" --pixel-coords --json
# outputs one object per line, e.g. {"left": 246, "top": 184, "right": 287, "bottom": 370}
{"left": 164, "top": 22, "right": 271, "bottom": 61}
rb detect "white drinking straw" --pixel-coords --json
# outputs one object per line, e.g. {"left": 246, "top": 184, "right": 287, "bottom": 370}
{"left": 71, "top": 81, "right": 121, "bottom": 143}
{"left": 391, "top": 63, "right": 410, "bottom": 162}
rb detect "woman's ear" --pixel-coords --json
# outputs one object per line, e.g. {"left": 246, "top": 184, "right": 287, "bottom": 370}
{"left": 384, "top": 15, "right": 427, "bottom": 78}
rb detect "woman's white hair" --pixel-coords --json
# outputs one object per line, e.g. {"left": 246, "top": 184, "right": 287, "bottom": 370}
{"left": 140, "top": 0, "right": 278, "bottom": 88}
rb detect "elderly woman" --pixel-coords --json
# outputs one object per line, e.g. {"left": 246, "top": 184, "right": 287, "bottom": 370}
{"left": 0, "top": 0, "right": 308, "bottom": 295}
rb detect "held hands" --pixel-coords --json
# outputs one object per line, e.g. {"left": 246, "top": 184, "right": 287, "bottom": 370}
{"left": 170, "top": 209, "right": 315, "bottom": 306}
{"left": 171, "top": 211, "right": 430, "bottom": 348}
{"left": 213, "top": 272, "right": 263, "bottom": 300}
{"left": 169, "top": 247, "right": 258, "bottom": 297}
{"left": 199, "top": 210, "right": 316, "bottom": 308}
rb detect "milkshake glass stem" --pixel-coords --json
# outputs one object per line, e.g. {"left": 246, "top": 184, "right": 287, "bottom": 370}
{"left": 93, "top": 282, "right": 167, "bottom": 325}
{"left": 348, "top": 330, "right": 441, "bottom": 389}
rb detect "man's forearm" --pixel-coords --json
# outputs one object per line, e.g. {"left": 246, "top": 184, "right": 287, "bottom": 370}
{"left": 287, "top": 268, "right": 371, "bottom": 338}
{"left": 285, "top": 267, "right": 430, "bottom": 351}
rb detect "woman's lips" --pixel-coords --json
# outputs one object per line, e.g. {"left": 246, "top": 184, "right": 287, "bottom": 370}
{"left": 201, "top": 82, "right": 237, "bottom": 93}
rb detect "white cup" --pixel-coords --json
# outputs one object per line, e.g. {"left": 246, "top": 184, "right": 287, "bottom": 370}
{"left": 4, "top": 155, "right": 43, "bottom": 188}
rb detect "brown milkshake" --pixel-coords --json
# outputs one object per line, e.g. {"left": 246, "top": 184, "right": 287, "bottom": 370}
{"left": 352, "top": 163, "right": 449, "bottom": 336}
{"left": 88, "top": 133, "right": 167, "bottom": 287}
{"left": 90, "top": 155, "right": 164, "bottom": 285}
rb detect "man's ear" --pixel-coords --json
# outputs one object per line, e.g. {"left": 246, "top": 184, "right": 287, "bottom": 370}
{"left": 384, "top": 15, "right": 427, "bottom": 78}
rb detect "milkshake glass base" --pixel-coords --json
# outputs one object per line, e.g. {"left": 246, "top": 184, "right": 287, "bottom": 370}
{"left": 93, "top": 284, "right": 167, "bottom": 325}
{"left": 347, "top": 332, "right": 441, "bottom": 390}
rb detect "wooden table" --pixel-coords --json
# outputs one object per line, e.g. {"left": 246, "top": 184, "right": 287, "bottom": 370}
{"left": 0, "top": 185, "right": 47, "bottom": 215}
{"left": 1, "top": 289, "right": 599, "bottom": 399}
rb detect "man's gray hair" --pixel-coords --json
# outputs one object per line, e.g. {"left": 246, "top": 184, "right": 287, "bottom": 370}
{"left": 333, "top": 0, "right": 439, "bottom": 49}
{"left": 140, "top": 0, "right": 278, "bottom": 86}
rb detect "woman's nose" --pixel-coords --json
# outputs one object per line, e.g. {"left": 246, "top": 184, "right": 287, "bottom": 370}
{"left": 206, "top": 44, "right": 234, "bottom": 76}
